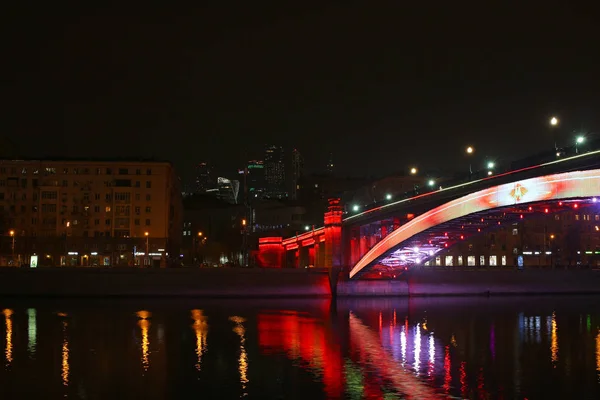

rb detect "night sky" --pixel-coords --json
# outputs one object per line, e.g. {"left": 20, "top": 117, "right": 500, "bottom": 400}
{"left": 5, "top": 3, "right": 600, "bottom": 181}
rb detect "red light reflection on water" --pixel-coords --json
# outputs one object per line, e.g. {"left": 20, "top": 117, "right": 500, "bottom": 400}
{"left": 460, "top": 361, "right": 468, "bottom": 398}
{"left": 257, "top": 311, "right": 343, "bottom": 399}
{"left": 443, "top": 345, "right": 451, "bottom": 393}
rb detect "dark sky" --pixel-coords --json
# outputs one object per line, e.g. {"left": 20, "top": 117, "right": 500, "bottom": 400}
{"left": 5, "top": 3, "right": 600, "bottom": 182}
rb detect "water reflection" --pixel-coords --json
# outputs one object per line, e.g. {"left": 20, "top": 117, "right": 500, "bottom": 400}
{"left": 191, "top": 309, "right": 208, "bottom": 372}
{"left": 229, "top": 316, "right": 249, "bottom": 396}
{"left": 3, "top": 309, "right": 13, "bottom": 366}
{"left": 551, "top": 312, "right": 559, "bottom": 365}
{"left": 61, "top": 319, "right": 70, "bottom": 387}
{"left": 0, "top": 298, "right": 597, "bottom": 398}
{"left": 27, "top": 308, "right": 36, "bottom": 358}
{"left": 136, "top": 311, "right": 151, "bottom": 372}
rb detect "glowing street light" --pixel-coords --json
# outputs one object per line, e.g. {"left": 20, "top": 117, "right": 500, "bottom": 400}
{"left": 466, "top": 146, "right": 474, "bottom": 154}
{"left": 550, "top": 116, "right": 558, "bottom": 126}
{"left": 576, "top": 136, "right": 585, "bottom": 144}
{"left": 410, "top": 167, "right": 417, "bottom": 175}
{"left": 9, "top": 230, "right": 15, "bottom": 261}
{"left": 385, "top": 194, "right": 392, "bottom": 200}
{"left": 144, "top": 232, "right": 149, "bottom": 266}
{"left": 428, "top": 179, "right": 435, "bottom": 187}
{"left": 487, "top": 161, "right": 495, "bottom": 169}
{"left": 352, "top": 204, "right": 360, "bottom": 212}
{"left": 304, "top": 225, "right": 310, "bottom": 231}
{"left": 197, "top": 231, "right": 203, "bottom": 237}
{"left": 487, "top": 171, "right": 493, "bottom": 176}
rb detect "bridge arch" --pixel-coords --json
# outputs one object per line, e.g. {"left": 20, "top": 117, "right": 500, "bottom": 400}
{"left": 349, "top": 169, "right": 600, "bottom": 278}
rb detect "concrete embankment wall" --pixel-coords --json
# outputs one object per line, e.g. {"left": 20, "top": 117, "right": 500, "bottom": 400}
{"left": 0, "top": 267, "right": 331, "bottom": 297}
{"left": 406, "top": 268, "right": 600, "bottom": 296}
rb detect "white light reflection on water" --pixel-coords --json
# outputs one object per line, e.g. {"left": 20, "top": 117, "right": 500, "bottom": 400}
{"left": 400, "top": 326, "right": 407, "bottom": 366}
{"left": 3, "top": 309, "right": 13, "bottom": 366}
{"left": 551, "top": 312, "right": 558, "bottom": 366}
{"left": 27, "top": 308, "right": 36, "bottom": 358}
{"left": 428, "top": 332, "right": 435, "bottom": 377}
{"left": 191, "top": 310, "right": 208, "bottom": 372}
{"left": 230, "top": 316, "right": 249, "bottom": 397}
{"left": 414, "top": 323, "right": 421, "bottom": 374}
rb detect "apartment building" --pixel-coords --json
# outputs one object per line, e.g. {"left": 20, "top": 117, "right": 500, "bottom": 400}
{"left": 0, "top": 158, "right": 182, "bottom": 267}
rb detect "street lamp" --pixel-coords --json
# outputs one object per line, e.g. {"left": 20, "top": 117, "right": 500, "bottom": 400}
{"left": 9, "top": 230, "right": 15, "bottom": 263}
{"left": 466, "top": 146, "right": 474, "bottom": 174}
{"left": 304, "top": 225, "right": 310, "bottom": 231}
{"left": 550, "top": 116, "right": 558, "bottom": 126}
{"left": 144, "top": 232, "right": 149, "bottom": 267}
{"left": 385, "top": 193, "right": 392, "bottom": 200}
{"left": 410, "top": 167, "right": 417, "bottom": 175}
{"left": 487, "top": 161, "right": 495, "bottom": 169}
{"left": 352, "top": 204, "right": 360, "bottom": 212}
{"left": 428, "top": 179, "right": 435, "bottom": 187}
{"left": 576, "top": 135, "right": 585, "bottom": 153}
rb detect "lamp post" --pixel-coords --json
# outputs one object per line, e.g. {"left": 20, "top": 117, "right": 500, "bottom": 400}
{"left": 575, "top": 135, "right": 585, "bottom": 154}
{"left": 466, "top": 146, "right": 474, "bottom": 175}
{"left": 9, "top": 230, "right": 14, "bottom": 264}
{"left": 195, "top": 231, "right": 202, "bottom": 265}
{"left": 550, "top": 116, "right": 559, "bottom": 151}
{"left": 144, "top": 232, "right": 149, "bottom": 267}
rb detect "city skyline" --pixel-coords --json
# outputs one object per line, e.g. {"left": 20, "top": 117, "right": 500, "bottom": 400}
{"left": 5, "top": 4, "right": 599, "bottom": 182}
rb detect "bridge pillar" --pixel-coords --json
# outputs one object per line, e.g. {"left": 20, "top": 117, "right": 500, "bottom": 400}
{"left": 299, "top": 246, "right": 309, "bottom": 268}
{"left": 324, "top": 198, "right": 343, "bottom": 295}
{"left": 359, "top": 226, "right": 368, "bottom": 258}
{"left": 381, "top": 224, "right": 388, "bottom": 239}
{"left": 368, "top": 224, "right": 377, "bottom": 248}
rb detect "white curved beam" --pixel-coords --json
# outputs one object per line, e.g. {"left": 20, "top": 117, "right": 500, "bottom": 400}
{"left": 349, "top": 169, "right": 600, "bottom": 278}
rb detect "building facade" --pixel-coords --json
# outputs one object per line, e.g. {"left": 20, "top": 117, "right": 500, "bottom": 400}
{"left": 425, "top": 209, "right": 600, "bottom": 268}
{"left": 290, "top": 149, "right": 303, "bottom": 200}
{"left": 264, "top": 145, "right": 286, "bottom": 199}
{"left": 0, "top": 159, "right": 182, "bottom": 267}
{"left": 194, "top": 162, "right": 214, "bottom": 193}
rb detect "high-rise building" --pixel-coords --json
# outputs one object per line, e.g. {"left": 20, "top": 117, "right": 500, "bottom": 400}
{"left": 0, "top": 158, "right": 182, "bottom": 267}
{"left": 290, "top": 149, "right": 304, "bottom": 200}
{"left": 216, "top": 177, "right": 240, "bottom": 204}
{"left": 246, "top": 160, "right": 266, "bottom": 201}
{"left": 194, "top": 162, "right": 214, "bottom": 193}
{"left": 264, "top": 145, "right": 286, "bottom": 199}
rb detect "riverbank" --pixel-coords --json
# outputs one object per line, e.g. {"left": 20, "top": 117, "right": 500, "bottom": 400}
{"left": 1, "top": 267, "right": 599, "bottom": 297}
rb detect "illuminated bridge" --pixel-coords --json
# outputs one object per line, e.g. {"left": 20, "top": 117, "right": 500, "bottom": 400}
{"left": 258, "top": 144, "right": 600, "bottom": 280}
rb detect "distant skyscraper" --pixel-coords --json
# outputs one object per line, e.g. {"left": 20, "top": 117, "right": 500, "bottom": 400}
{"left": 217, "top": 177, "right": 240, "bottom": 204}
{"left": 326, "top": 153, "right": 334, "bottom": 175}
{"left": 264, "top": 145, "right": 286, "bottom": 198}
{"left": 246, "top": 160, "right": 266, "bottom": 201}
{"left": 290, "top": 149, "right": 304, "bottom": 200}
{"left": 195, "top": 162, "right": 214, "bottom": 193}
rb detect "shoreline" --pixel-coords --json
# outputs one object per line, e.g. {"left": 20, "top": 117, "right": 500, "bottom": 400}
{"left": 1, "top": 267, "right": 599, "bottom": 298}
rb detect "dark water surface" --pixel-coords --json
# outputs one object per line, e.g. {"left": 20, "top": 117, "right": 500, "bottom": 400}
{"left": 0, "top": 296, "right": 599, "bottom": 399}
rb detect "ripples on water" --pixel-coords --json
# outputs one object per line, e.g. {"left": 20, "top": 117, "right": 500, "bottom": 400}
{"left": 0, "top": 296, "right": 599, "bottom": 399}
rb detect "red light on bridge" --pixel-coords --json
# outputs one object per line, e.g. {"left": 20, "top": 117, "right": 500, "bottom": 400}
{"left": 444, "top": 243, "right": 448, "bottom": 247}
{"left": 559, "top": 201, "right": 563, "bottom": 206}
{"left": 528, "top": 206, "right": 532, "bottom": 211}
{"left": 477, "top": 228, "right": 481, "bottom": 232}
{"left": 498, "top": 221, "right": 501, "bottom": 225}
{"left": 460, "top": 235, "right": 464, "bottom": 240}
{"left": 574, "top": 203, "right": 579, "bottom": 209}
{"left": 520, "top": 214, "right": 524, "bottom": 219}
{"left": 544, "top": 208, "right": 549, "bottom": 213}
{"left": 444, "top": 232, "right": 448, "bottom": 237}
{"left": 481, "top": 218, "right": 484, "bottom": 222}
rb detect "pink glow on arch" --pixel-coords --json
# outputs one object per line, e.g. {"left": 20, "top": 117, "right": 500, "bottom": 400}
{"left": 350, "top": 169, "right": 600, "bottom": 278}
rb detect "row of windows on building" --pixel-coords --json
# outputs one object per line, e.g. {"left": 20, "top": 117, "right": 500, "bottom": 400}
{"left": 425, "top": 255, "right": 508, "bottom": 267}
{"left": 0, "top": 191, "right": 154, "bottom": 202}
{"left": 6, "top": 217, "right": 153, "bottom": 227}
{"left": 0, "top": 179, "right": 154, "bottom": 189}
{"left": 0, "top": 204, "right": 154, "bottom": 215}
{"left": 0, "top": 166, "right": 154, "bottom": 176}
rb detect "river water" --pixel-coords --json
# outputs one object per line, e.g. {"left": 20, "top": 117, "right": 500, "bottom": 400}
{"left": 0, "top": 296, "right": 598, "bottom": 399}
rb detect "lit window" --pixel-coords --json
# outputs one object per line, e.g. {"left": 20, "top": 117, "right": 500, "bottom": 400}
{"left": 501, "top": 255, "right": 507, "bottom": 266}
{"left": 445, "top": 256, "right": 453, "bottom": 266}
{"left": 479, "top": 255, "right": 485, "bottom": 266}
{"left": 105, "top": 206, "right": 111, "bottom": 212}
{"left": 555, "top": 215, "right": 560, "bottom": 220}
{"left": 575, "top": 215, "right": 580, "bottom": 221}
{"left": 512, "top": 228, "right": 518, "bottom": 235}
{"left": 595, "top": 215, "right": 599, "bottom": 221}
{"left": 435, "top": 256, "right": 441, "bottom": 266}
{"left": 489, "top": 255, "right": 497, "bottom": 266}
{"left": 583, "top": 214, "right": 590, "bottom": 221}
{"left": 457, "top": 256, "right": 463, "bottom": 266}
{"left": 467, "top": 256, "right": 476, "bottom": 266}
